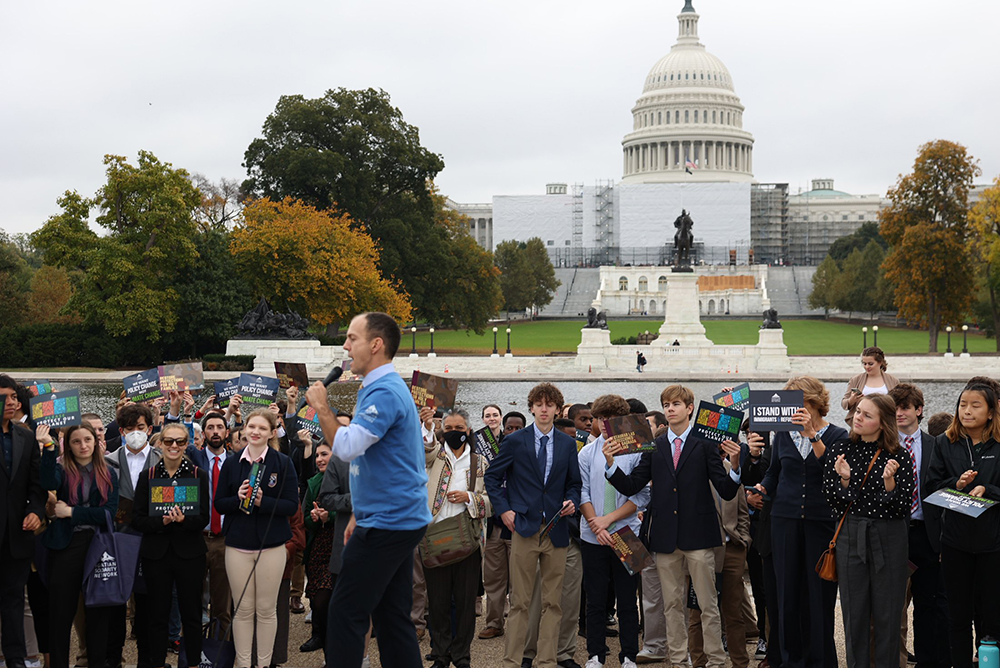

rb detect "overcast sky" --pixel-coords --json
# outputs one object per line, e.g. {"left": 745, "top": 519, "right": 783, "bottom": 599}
{"left": 2, "top": 0, "right": 999, "bottom": 235}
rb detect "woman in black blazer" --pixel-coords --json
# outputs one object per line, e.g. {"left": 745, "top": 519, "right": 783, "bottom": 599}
{"left": 753, "top": 376, "right": 848, "bottom": 668}
{"left": 213, "top": 409, "right": 298, "bottom": 668}
{"left": 37, "top": 423, "right": 119, "bottom": 668}
{"left": 132, "top": 422, "right": 210, "bottom": 668}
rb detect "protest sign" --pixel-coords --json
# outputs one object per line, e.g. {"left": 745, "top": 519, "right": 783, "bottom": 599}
{"left": 574, "top": 429, "right": 590, "bottom": 452}
{"left": 604, "top": 414, "right": 656, "bottom": 455}
{"left": 473, "top": 426, "right": 501, "bottom": 463}
{"left": 410, "top": 371, "right": 458, "bottom": 411}
{"left": 30, "top": 390, "right": 82, "bottom": 428}
{"left": 274, "top": 362, "right": 309, "bottom": 389}
{"left": 149, "top": 478, "right": 201, "bottom": 517}
{"left": 748, "top": 390, "right": 804, "bottom": 432}
{"left": 214, "top": 378, "right": 239, "bottom": 409}
{"left": 923, "top": 488, "right": 998, "bottom": 518}
{"left": 27, "top": 381, "right": 53, "bottom": 397}
{"left": 296, "top": 405, "right": 323, "bottom": 438}
{"left": 124, "top": 369, "right": 162, "bottom": 402}
{"left": 692, "top": 401, "right": 744, "bottom": 444}
{"left": 238, "top": 373, "right": 280, "bottom": 408}
{"left": 713, "top": 383, "right": 751, "bottom": 413}
{"left": 609, "top": 526, "right": 655, "bottom": 576}
{"left": 157, "top": 362, "right": 205, "bottom": 391}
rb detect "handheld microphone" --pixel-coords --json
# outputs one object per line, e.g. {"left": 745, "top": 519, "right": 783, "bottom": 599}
{"left": 295, "top": 365, "right": 344, "bottom": 413}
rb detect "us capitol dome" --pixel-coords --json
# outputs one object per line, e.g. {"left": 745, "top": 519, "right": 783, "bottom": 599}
{"left": 621, "top": 0, "right": 755, "bottom": 183}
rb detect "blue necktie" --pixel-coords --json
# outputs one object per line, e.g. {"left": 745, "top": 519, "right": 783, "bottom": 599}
{"left": 537, "top": 434, "right": 549, "bottom": 482}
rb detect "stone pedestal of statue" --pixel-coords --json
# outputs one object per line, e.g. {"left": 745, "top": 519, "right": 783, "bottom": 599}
{"left": 755, "top": 327, "right": 791, "bottom": 373}
{"left": 577, "top": 327, "right": 614, "bottom": 369}
{"left": 657, "top": 273, "right": 713, "bottom": 347}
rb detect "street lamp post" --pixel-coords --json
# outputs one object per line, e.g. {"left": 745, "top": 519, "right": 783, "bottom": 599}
{"left": 946, "top": 326, "right": 953, "bottom": 356}
{"left": 862, "top": 326, "right": 868, "bottom": 349}
{"left": 491, "top": 327, "right": 499, "bottom": 358}
{"left": 872, "top": 325, "right": 879, "bottom": 348}
{"left": 505, "top": 328, "right": 512, "bottom": 357}
{"left": 409, "top": 326, "right": 418, "bottom": 358}
{"left": 428, "top": 327, "right": 436, "bottom": 358}
{"left": 962, "top": 325, "right": 969, "bottom": 356}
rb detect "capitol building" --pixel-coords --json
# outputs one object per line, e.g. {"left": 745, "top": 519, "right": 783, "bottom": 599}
{"left": 450, "top": 0, "right": 887, "bottom": 273}
{"left": 447, "top": 1, "right": 991, "bottom": 316}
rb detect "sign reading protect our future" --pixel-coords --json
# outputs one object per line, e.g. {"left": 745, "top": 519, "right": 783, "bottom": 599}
{"left": 748, "top": 390, "right": 804, "bottom": 432}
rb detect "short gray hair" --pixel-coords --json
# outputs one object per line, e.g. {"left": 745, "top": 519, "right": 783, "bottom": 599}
{"left": 442, "top": 408, "right": 470, "bottom": 428}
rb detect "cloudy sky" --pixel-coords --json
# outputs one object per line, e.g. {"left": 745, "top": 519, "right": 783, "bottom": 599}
{"left": 2, "top": 0, "right": 998, "bottom": 235}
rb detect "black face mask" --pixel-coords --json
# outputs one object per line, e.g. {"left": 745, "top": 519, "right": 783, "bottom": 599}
{"left": 443, "top": 431, "right": 468, "bottom": 451}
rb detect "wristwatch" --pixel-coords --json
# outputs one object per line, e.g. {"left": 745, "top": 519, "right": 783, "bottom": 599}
{"left": 808, "top": 435, "right": 821, "bottom": 443}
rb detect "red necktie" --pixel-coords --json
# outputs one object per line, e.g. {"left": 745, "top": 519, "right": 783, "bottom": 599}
{"left": 211, "top": 456, "right": 222, "bottom": 535}
{"left": 673, "top": 437, "right": 683, "bottom": 468}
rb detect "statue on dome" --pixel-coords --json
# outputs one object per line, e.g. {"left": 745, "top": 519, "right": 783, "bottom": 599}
{"left": 672, "top": 209, "right": 695, "bottom": 271}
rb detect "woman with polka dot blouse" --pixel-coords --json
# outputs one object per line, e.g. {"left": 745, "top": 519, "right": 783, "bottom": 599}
{"left": 823, "top": 394, "right": 913, "bottom": 668}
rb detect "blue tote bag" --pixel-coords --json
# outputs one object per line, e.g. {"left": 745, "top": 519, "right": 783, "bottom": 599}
{"left": 82, "top": 511, "right": 142, "bottom": 608}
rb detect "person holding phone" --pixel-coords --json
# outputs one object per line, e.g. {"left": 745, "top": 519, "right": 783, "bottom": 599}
{"left": 823, "top": 394, "right": 913, "bottom": 668}
{"left": 842, "top": 347, "right": 899, "bottom": 427}
{"left": 926, "top": 383, "right": 1000, "bottom": 668}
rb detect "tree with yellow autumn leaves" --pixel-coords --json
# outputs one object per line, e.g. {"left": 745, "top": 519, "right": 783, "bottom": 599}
{"left": 230, "top": 197, "right": 412, "bottom": 333}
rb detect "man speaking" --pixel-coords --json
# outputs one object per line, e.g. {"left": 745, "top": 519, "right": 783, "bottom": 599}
{"left": 305, "top": 312, "right": 431, "bottom": 668}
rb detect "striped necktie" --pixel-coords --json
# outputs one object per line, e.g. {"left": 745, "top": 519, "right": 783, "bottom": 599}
{"left": 904, "top": 436, "right": 919, "bottom": 515}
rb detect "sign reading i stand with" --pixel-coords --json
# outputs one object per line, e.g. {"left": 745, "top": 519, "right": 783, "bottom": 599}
{"left": 748, "top": 390, "right": 804, "bottom": 432}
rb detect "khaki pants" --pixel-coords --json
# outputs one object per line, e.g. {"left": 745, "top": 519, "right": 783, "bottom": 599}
{"left": 640, "top": 554, "right": 667, "bottom": 657}
{"left": 412, "top": 547, "right": 427, "bottom": 632}
{"left": 503, "top": 531, "right": 567, "bottom": 668}
{"left": 483, "top": 525, "right": 512, "bottom": 631}
{"left": 523, "top": 540, "right": 582, "bottom": 663}
{"left": 657, "top": 548, "right": 725, "bottom": 667}
{"left": 205, "top": 534, "right": 232, "bottom": 630}
{"left": 687, "top": 543, "right": 750, "bottom": 668}
{"left": 224, "top": 545, "right": 286, "bottom": 668}
{"left": 290, "top": 554, "right": 305, "bottom": 600}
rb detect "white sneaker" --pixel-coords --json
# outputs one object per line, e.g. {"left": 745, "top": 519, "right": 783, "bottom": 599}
{"left": 585, "top": 657, "right": 602, "bottom": 668}
{"left": 622, "top": 659, "right": 638, "bottom": 668}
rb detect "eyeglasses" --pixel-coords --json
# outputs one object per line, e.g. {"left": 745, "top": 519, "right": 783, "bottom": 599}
{"left": 161, "top": 438, "right": 189, "bottom": 447}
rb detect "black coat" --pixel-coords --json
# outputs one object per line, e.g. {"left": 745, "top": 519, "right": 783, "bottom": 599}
{"left": 0, "top": 423, "right": 47, "bottom": 559}
{"left": 607, "top": 431, "right": 740, "bottom": 554}
{"left": 131, "top": 466, "right": 210, "bottom": 560}
{"left": 927, "top": 433, "right": 1000, "bottom": 553}
{"left": 910, "top": 430, "right": 944, "bottom": 554}
{"left": 760, "top": 425, "right": 849, "bottom": 521}
{"left": 214, "top": 447, "right": 299, "bottom": 550}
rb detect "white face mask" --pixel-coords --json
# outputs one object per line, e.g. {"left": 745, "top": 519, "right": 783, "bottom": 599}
{"left": 124, "top": 430, "right": 148, "bottom": 450}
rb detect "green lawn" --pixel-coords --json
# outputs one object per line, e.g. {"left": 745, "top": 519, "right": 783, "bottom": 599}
{"left": 407, "top": 319, "right": 998, "bottom": 356}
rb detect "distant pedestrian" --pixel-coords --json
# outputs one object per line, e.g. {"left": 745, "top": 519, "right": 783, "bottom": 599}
{"left": 636, "top": 351, "right": 647, "bottom": 373}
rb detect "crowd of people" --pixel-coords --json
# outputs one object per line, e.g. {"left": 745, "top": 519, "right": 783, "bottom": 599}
{"left": 0, "top": 323, "right": 998, "bottom": 668}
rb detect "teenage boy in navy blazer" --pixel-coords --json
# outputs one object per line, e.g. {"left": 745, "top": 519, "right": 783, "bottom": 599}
{"left": 484, "top": 383, "right": 581, "bottom": 668}
{"left": 890, "top": 383, "right": 950, "bottom": 668}
{"left": 603, "top": 385, "right": 743, "bottom": 668}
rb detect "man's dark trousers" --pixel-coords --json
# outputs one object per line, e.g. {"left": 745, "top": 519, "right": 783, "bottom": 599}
{"left": 909, "top": 520, "right": 951, "bottom": 668}
{"left": 326, "top": 526, "right": 426, "bottom": 668}
{"left": 0, "top": 532, "right": 30, "bottom": 664}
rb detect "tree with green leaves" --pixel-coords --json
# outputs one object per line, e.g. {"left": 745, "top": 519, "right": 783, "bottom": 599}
{"left": 827, "top": 221, "right": 887, "bottom": 263}
{"left": 970, "top": 176, "right": 1000, "bottom": 349}
{"left": 242, "top": 89, "right": 457, "bottom": 322}
{"left": 832, "top": 241, "right": 893, "bottom": 320}
{"left": 493, "top": 238, "right": 560, "bottom": 318}
{"left": 32, "top": 152, "right": 202, "bottom": 340}
{"left": 881, "top": 140, "right": 980, "bottom": 351}
{"left": 808, "top": 255, "right": 841, "bottom": 315}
